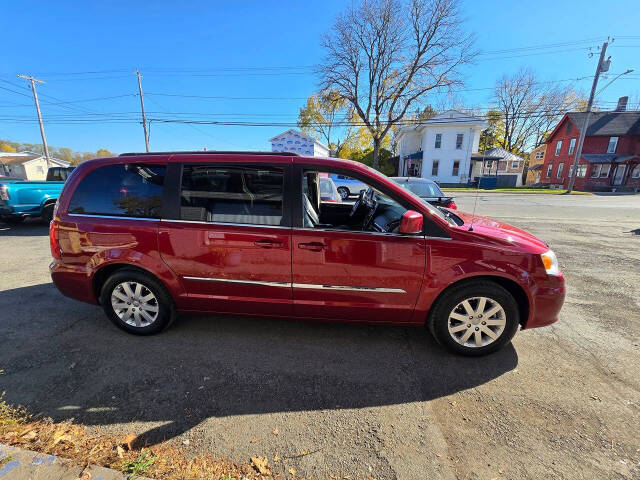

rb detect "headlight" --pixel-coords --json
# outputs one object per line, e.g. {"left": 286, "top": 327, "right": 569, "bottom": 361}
{"left": 541, "top": 249, "right": 560, "bottom": 276}
{"left": 0, "top": 185, "right": 9, "bottom": 201}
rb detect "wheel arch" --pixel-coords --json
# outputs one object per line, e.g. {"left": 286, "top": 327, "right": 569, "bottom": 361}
{"left": 92, "top": 263, "right": 170, "bottom": 305}
{"left": 427, "top": 275, "right": 530, "bottom": 328}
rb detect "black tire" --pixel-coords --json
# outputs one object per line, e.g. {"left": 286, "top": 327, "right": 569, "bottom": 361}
{"left": 337, "top": 186, "right": 349, "bottom": 200}
{"left": 428, "top": 281, "right": 520, "bottom": 356}
{"left": 42, "top": 203, "right": 54, "bottom": 223}
{"left": 100, "top": 269, "right": 176, "bottom": 335}
{"left": 3, "top": 216, "right": 25, "bottom": 224}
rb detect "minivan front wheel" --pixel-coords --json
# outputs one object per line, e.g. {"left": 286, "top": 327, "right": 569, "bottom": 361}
{"left": 429, "top": 281, "right": 519, "bottom": 356}
{"left": 101, "top": 270, "right": 175, "bottom": 335}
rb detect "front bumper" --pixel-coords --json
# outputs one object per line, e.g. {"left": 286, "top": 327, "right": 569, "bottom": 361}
{"left": 524, "top": 274, "right": 566, "bottom": 329}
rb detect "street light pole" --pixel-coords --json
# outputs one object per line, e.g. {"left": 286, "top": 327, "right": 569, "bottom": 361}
{"left": 566, "top": 41, "right": 610, "bottom": 193}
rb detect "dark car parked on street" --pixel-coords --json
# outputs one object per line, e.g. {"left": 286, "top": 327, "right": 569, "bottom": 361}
{"left": 391, "top": 177, "right": 457, "bottom": 210}
{"left": 49, "top": 152, "right": 565, "bottom": 356}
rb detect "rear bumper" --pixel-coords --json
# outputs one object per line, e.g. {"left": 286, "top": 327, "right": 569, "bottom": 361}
{"left": 50, "top": 260, "right": 99, "bottom": 305}
{"left": 524, "top": 274, "right": 566, "bottom": 329}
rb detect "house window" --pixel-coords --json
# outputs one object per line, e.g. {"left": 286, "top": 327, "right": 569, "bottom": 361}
{"left": 566, "top": 122, "right": 572, "bottom": 134}
{"left": 511, "top": 160, "right": 520, "bottom": 169}
{"left": 568, "top": 138, "right": 576, "bottom": 155}
{"left": 556, "top": 162, "right": 564, "bottom": 179}
{"left": 590, "top": 164, "right": 601, "bottom": 178}
{"left": 546, "top": 163, "right": 553, "bottom": 178}
{"left": 434, "top": 134, "right": 442, "bottom": 149}
{"left": 631, "top": 165, "right": 640, "bottom": 178}
{"left": 431, "top": 160, "right": 439, "bottom": 176}
{"left": 576, "top": 165, "right": 587, "bottom": 177}
{"left": 607, "top": 137, "right": 618, "bottom": 153}
{"left": 452, "top": 160, "right": 460, "bottom": 176}
{"left": 568, "top": 165, "right": 574, "bottom": 178}
{"left": 456, "top": 134, "right": 463, "bottom": 150}
{"left": 535, "top": 150, "right": 544, "bottom": 159}
{"left": 555, "top": 140, "right": 562, "bottom": 156}
{"left": 600, "top": 164, "right": 611, "bottom": 177}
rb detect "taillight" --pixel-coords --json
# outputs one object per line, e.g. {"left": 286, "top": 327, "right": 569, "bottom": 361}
{"left": 49, "top": 220, "right": 61, "bottom": 259}
{"left": 448, "top": 201, "right": 457, "bottom": 210}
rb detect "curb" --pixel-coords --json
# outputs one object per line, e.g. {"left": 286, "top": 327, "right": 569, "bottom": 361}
{"left": 0, "top": 443, "right": 151, "bottom": 480}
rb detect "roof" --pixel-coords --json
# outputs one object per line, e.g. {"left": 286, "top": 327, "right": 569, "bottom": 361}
{"left": 269, "top": 129, "right": 329, "bottom": 150}
{"left": 471, "top": 148, "right": 526, "bottom": 163}
{"left": 549, "top": 111, "right": 640, "bottom": 139}
{"left": 0, "top": 154, "right": 41, "bottom": 165}
{"left": 528, "top": 164, "right": 543, "bottom": 170}
{"left": 581, "top": 153, "right": 637, "bottom": 163}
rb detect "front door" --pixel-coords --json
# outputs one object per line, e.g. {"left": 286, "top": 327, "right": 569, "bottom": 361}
{"left": 291, "top": 167, "right": 426, "bottom": 323}
{"left": 612, "top": 165, "right": 626, "bottom": 185}
{"left": 291, "top": 229, "right": 426, "bottom": 323}
{"left": 159, "top": 163, "right": 293, "bottom": 315}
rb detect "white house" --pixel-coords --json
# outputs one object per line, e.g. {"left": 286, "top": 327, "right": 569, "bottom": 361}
{"left": 270, "top": 129, "right": 330, "bottom": 157}
{"left": 396, "top": 110, "right": 487, "bottom": 184}
{"left": 0, "top": 152, "right": 70, "bottom": 180}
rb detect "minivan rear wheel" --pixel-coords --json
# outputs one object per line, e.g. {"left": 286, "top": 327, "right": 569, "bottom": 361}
{"left": 428, "top": 281, "right": 519, "bottom": 356}
{"left": 100, "top": 270, "right": 175, "bottom": 335}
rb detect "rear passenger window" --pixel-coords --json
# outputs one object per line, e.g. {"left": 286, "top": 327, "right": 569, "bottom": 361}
{"left": 180, "top": 165, "right": 284, "bottom": 226}
{"left": 68, "top": 164, "right": 165, "bottom": 218}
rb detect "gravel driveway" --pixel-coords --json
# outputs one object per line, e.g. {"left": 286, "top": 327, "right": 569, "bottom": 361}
{"left": 1, "top": 192, "right": 639, "bottom": 479}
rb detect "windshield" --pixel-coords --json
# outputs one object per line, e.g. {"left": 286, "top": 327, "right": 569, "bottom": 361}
{"left": 401, "top": 181, "right": 444, "bottom": 197}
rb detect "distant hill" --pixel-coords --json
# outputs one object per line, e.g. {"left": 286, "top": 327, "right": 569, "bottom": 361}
{"left": 0, "top": 139, "right": 114, "bottom": 165}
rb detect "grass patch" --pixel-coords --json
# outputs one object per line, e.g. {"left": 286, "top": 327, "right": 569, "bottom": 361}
{"left": 442, "top": 187, "right": 592, "bottom": 195}
{"left": 0, "top": 393, "right": 294, "bottom": 479}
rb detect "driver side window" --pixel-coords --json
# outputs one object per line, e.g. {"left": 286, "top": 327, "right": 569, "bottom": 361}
{"left": 302, "top": 170, "right": 408, "bottom": 233}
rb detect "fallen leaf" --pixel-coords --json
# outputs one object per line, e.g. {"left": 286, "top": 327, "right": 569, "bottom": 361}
{"left": 299, "top": 449, "right": 309, "bottom": 456}
{"left": 21, "top": 430, "right": 37, "bottom": 441}
{"left": 273, "top": 454, "right": 280, "bottom": 463}
{"left": 250, "top": 436, "right": 258, "bottom": 443}
{"left": 272, "top": 428, "right": 279, "bottom": 436}
{"left": 289, "top": 467, "right": 297, "bottom": 476}
{"left": 182, "top": 439, "right": 190, "bottom": 446}
{"left": 251, "top": 456, "right": 271, "bottom": 475}
{"left": 116, "top": 445, "right": 125, "bottom": 458}
{"left": 122, "top": 433, "right": 137, "bottom": 451}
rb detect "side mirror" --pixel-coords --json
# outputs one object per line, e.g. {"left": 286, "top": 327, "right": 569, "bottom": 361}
{"left": 399, "top": 210, "right": 423, "bottom": 234}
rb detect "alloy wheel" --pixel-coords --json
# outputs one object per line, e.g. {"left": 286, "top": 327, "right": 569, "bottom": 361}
{"left": 110, "top": 281, "right": 159, "bottom": 328}
{"left": 447, "top": 296, "right": 506, "bottom": 348}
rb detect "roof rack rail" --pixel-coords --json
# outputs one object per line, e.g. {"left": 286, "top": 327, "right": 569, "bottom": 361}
{"left": 119, "top": 151, "right": 300, "bottom": 157}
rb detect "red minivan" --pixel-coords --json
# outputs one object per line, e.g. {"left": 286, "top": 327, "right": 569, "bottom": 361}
{"left": 49, "top": 152, "right": 565, "bottom": 356}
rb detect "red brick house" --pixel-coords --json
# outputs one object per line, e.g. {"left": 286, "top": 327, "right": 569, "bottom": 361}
{"left": 540, "top": 109, "right": 640, "bottom": 191}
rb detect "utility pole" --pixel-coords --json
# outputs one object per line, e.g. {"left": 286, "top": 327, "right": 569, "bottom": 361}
{"left": 136, "top": 69, "right": 150, "bottom": 152}
{"left": 566, "top": 40, "right": 610, "bottom": 193}
{"left": 17, "top": 74, "right": 52, "bottom": 169}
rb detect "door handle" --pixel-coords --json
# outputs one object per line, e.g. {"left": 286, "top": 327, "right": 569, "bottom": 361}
{"left": 254, "top": 239, "right": 285, "bottom": 248}
{"left": 298, "top": 241, "right": 328, "bottom": 251}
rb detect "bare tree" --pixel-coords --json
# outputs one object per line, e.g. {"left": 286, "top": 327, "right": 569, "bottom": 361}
{"left": 318, "top": 0, "right": 474, "bottom": 169}
{"left": 494, "top": 68, "right": 586, "bottom": 153}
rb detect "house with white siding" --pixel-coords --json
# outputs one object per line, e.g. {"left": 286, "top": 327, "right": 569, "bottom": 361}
{"left": 270, "top": 130, "right": 330, "bottom": 157}
{"left": 396, "top": 110, "right": 487, "bottom": 185}
{"left": 0, "top": 152, "right": 70, "bottom": 180}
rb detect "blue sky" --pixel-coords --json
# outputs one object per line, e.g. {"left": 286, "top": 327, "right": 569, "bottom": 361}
{"left": 1, "top": 0, "right": 638, "bottom": 154}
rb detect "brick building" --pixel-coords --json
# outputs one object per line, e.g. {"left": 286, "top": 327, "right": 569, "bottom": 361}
{"left": 540, "top": 105, "right": 640, "bottom": 192}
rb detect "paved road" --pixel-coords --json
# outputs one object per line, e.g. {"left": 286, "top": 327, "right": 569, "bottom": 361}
{"left": 1, "top": 193, "right": 639, "bottom": 479}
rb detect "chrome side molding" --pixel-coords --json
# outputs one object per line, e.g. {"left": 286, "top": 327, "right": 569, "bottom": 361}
{"left": 183, "top": 276, "right": 406, "bottom": 293}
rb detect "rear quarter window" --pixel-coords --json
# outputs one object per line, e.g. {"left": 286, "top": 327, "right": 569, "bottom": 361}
{"left": 68, "top": 164, "right": 165, "bottom": 218}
